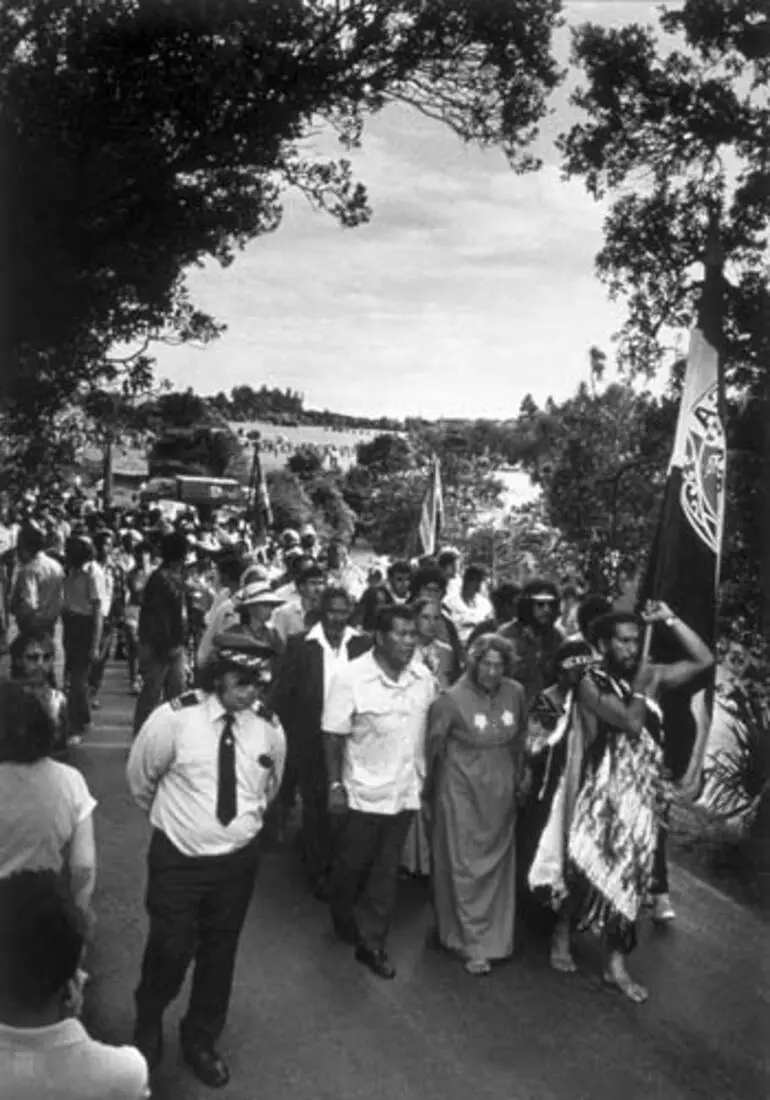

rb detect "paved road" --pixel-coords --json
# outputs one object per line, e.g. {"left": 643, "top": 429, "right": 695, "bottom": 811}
{"left": 76, "top": 663, "right": 768, "bottom": 1100}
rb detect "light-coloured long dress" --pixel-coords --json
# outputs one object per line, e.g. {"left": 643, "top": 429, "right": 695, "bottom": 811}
{"left": 428, "top": 674, "right": 527, "bottom": 961}
{"left": 400, "top": 641, "right": 456, "bottom": 877}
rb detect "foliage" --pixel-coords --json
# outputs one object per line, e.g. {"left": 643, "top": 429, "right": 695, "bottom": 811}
{"left": 559, "top": 0, "right": 769, "bottom": 385}
{"left": 265, "top": 469, "right": 315, "bottom": 534}
{"left": 287, "top": 446, "right": 324, "bottom": 481}
{"left": 513, "top": 382, "right": 675, "bottom": 587}
{"left": 306, "top": 477, "right": 357, "bottom": 546}
{"left": 1, "top": 0, "right": 562, "bottom": 423}
{"left": 210, "top": 385, "right": 305, "bottom": 422}
{"left": 148, "top": 426, "right": 245, "bottom": 480}
{"left": 355, "top": 433, "right": 413, "bottom": 476}
{"left": 465, "top": 498, "right": 580, "bottom": 587}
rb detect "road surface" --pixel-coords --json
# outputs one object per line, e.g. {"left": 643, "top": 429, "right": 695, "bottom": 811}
{"left": 76, "top": 662, "right": 768, "bottom": 1100}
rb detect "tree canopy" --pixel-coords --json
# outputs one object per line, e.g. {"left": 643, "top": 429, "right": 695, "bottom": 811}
{"left": 0, "top": 0, "right": 562, "bottom": 423}
{"left": 559, "top": 0, "right": 769, "bottom": 384}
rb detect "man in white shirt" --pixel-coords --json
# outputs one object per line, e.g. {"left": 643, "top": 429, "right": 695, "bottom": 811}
{"left": 443, "top": 564, "right": 494, "bottom": 646}
{"left": 271, "top": 587, "right": 372, "bottom": 899}
{"left": 323, "top": 604, "right": 436, "bottom": 979}
{"left": 127, "top": 627, "right": 285, "bottom": 1089}
{"left": 271, "top": 559, "right": 325, "bottom": 644}
{"left": 0, "top": 870, "right": 149, "bottom": 1100}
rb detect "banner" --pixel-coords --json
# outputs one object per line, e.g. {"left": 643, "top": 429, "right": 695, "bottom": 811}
{"left": 249, "top": 440, "right": 272, "bottom": 539}
{"left": 417, "top": 456, "right": 444, "bottom": 557}
{"left": 639, "top": 236, "right": 726, "bottom": 794}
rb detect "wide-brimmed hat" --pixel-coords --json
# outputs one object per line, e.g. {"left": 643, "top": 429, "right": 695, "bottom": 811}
{"left": 232, "top": 582, "right": 285, "bottom": 610}
{"left": 212, "top": 626, "right": 275, "bottom": 673}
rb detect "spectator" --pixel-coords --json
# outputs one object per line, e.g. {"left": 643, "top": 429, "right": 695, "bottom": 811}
{"left": 0, "top": 870, "right": 148, "bottom": 1099}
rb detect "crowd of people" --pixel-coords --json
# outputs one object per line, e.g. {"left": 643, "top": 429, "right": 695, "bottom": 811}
{"left": 0, "top": 489, "right": 714, "bottom": 1096}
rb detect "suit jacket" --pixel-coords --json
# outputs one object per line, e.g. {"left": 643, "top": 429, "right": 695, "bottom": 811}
{"left": 270, "top": 630, "right": 372, "bottom": 753}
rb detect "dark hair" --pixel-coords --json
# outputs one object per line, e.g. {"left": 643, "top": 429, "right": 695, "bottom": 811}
{"left": 490, "top": 583, "right": 521, "bottom": 619}
{"left": 18, "top": 522, "right": 45, "bottom": 556}
{"left": 0, "top": 681, "right": 56, "bottom": 763}
{"left": 216, "top": 550, "right": 245, "bottom": 590}
{"left": 65, "top": 535, "right": 94, "bottom": 570}
{"left": 409, "top": 565, "right": 446, "bottom": 601}
{"left": 0, "top": 871, "right": 85, "bottom": 1012}
{"left": 160, "top": 531, "right": 189, "bottom": 566}
{"left": 9, "top": 630, "right": 56, "bottom": 682}
{"left": 297, "top": 562, "right": 325, "bottom": 586}
{"left": 463, "top": 564, "right": 486, "bottom": 586}
{"left": 387, "top": 559, "right": 412, "bottom": 579}
{"left": 375, "top": 603, "right": 415, "bottom": 636}
{"left": 517, "top": 579, "right": 560, "bottom": 627}
{"left": 320, "top": 586, "right": 351, "bottom": 615}
{"left": 92, "top": 528, "right": 114, "bottom": 557}
{"left": 437, "top": 550, "right": 458, "bottom": 568}
{"left": 554, "top": 639, "right": 595, "bottom": 672}
{"left": 358, "top": 585, "right": 391, "bottom": 632}
{"left": 592, "top": 611, "right": 642, "bottom": 645}
{"left": 577, "top": 594, "right": 613, "bottom": 642}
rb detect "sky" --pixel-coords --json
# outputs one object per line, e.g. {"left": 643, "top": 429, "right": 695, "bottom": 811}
{"left": 150, "top": 1, "right": 672, "bottom": 419}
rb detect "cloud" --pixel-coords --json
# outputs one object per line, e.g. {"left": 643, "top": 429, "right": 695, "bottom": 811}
{"left": 149, "top": 3, "right": 652, "bottom": 418}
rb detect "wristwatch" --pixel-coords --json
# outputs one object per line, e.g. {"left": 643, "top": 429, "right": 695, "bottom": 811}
{"left": 329, "top": 781, "right": 345, "bottom": 792}
{"left": 664, "top": 615, "right": 677, "bottom": 628}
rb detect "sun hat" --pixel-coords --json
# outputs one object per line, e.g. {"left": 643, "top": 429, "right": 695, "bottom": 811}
{"left": 232, "top": 582, "right": 285, "bottom": 610}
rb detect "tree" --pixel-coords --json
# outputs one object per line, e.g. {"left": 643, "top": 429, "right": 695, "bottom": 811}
{"left": 356, "top": 433, "right": 413, "bottom": 476}
{"left": 559, "top": 0, "right": 769, "bottom": 384}
{"left": 1, "top": 0, "right": 562, "bottom": 425}
{"left": 265, "top": 469, "right": 316, "bottom": 533}
{"left": 287, "top": 446, "right": 324, "bottom": 481}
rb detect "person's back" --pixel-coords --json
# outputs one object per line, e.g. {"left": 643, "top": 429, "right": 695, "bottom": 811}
{"left": 0, "top": 871, "right": 149, "bottom": 1100}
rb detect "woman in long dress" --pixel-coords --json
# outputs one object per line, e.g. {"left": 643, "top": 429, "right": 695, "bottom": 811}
{"left": 426, "top": 634, "right": 527, "bottom": 974}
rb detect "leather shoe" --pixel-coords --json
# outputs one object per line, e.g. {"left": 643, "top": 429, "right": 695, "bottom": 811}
{"left": 182, "top": 1044, "right": 230, "bottom": 1089}
{"left": 132, "top": 1018, "right": 163, "bottom": 1072}
{"left": 355, "top": 945, "right": 396, "bottom": 980}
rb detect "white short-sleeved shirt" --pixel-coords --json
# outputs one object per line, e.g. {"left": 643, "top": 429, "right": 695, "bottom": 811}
{"left": 127, "top": 691, "right": 286, "bottom": 857}
{"left": 322, "top": 652, "right": 436, "bottom": 814}
{"left": 0, "top": 760, "right": 97, "bottom": 878}
{"left": 0, "top": 1019, "right": 149, "bottom": 1100}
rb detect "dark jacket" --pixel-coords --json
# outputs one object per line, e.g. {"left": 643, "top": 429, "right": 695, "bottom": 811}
{"left": 138, "top": 566, "right": 187, "bottom": 656}
{"left": 270, "top": 630, "right": 372, "bottom": 758}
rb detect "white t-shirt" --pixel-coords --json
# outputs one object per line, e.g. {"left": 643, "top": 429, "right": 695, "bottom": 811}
{"left": 0, "top": 1018, "right": 149, "bottom": 1100}
{"left": 0, "top": 760, "right": 96, "bottom": 878}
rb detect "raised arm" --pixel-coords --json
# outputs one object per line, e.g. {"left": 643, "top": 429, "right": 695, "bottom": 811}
{"left": 642, "top": 601, "right": 715, "bottom": 691}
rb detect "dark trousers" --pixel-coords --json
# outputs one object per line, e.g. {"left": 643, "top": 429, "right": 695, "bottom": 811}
{"left": 133, "top": 646, "right": 186, "bottom": 735}
{"left": 652, "top": 826, "right": 669, "bottom": 894}
{"left": 297, "top": 750, "right": 337, "bottom": 890}
{"left": 62, "top": 611, "right": 94, "bottom": 735}
{"left": 88, "top": 619, "right": 115, "bottom": 697}
{"left": 135, "top": 830, "right": 259, "bottom": 1049}
{"left": 329, "top": 809, "right": 413, "bottom": 951}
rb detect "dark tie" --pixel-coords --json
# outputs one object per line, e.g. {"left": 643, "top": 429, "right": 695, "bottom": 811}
{"left": 217, "top": 714, "right": 237, "bottom": 826}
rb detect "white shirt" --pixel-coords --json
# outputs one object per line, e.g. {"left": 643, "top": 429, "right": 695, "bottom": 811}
{"left": 0, "top": 1018, "right": 148, "bottom": 1100}
{"left": 127, "top": 692, "right": 286, "bottom": 857}
{"left": 306, "top": 622, "right": 357, "bottom": 704}
{"left": 89, "top": 562, "right": 113, "bottom": 619}
{"left": 323, "top": 652, "right": 436, "bottom": 815}
{"left": 443, "top": 590, "right": 494, "bottom": 645}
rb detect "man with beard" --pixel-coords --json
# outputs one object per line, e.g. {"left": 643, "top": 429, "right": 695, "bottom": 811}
{"left": 499, "top": 579, "right": 564, "bottom": 702}
{"left": 569, "top": 604, "right": 713, "bottom": 1003}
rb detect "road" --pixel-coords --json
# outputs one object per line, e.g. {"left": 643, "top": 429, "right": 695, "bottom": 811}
{"left": 75, "top": 662, "right": 768, "bottom": 1100}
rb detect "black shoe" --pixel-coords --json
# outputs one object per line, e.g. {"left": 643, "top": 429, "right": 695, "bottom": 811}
{"left": 355, "top": 945, "right": 396, "bottom": 980}
{"left": 133, "top": 1018, "right": 163, "bottom": 1072}
{"left": 332, "top": 916, "right": 359, "bottom": 945}
{"left": 182, "top": 1044, "right": 230, "bottom": 1089}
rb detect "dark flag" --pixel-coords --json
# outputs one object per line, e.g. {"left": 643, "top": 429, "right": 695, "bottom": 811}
{"left": 249, "top": 438, "right": 272, "bottom": 540}
{"left": 417, "top": 456, "right": 444, "bottom": 557}
{"left": 639, "top": 229, "right": 726, "bottom": 795}
{"left": 102, "top": 438, "right": 114, "bottom": 511}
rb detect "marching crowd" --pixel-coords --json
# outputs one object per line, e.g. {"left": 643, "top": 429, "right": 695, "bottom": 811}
{"left": 0, "top": 491, "right": 714, "bottom": 1097}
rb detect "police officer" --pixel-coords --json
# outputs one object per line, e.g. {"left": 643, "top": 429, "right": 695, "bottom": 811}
{"left": 127, "top": 626, "right": 285, "bottom": 1088}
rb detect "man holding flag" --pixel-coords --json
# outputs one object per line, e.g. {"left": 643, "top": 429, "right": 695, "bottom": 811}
{"left": 249, "top": 434, "right": 273, "bottom": 544}
{"left": 637, "top": 218, "right": 727, "bottom": 918}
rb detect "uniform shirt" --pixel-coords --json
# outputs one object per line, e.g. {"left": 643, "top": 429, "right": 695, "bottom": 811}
{"left": 127, "top": 691, "right": 286, "bottom": 857}
{"left": 0, "top": 1019, "right": 148, "bottom": 1100}
{"left": 0, "top": 760, "right": 96, "bottom": 878}
{"left": 323, "top": 652, "right": 436, "bottom": 815}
